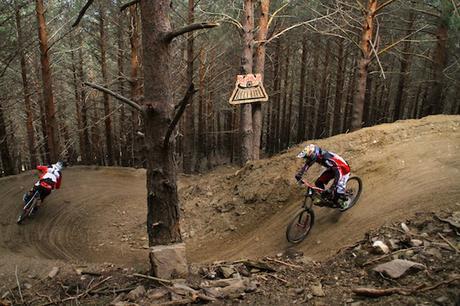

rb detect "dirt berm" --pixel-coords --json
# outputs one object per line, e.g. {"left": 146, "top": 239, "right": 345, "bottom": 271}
{"left": 0, "top": 115, "right": 458, "bottom": 279}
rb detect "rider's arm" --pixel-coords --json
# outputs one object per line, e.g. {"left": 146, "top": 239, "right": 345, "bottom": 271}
{"left": 295, "top": 160, "right": 314, "bottom": 181}
{"left": 36, "top": 165, "right": 48, "bottom": 173}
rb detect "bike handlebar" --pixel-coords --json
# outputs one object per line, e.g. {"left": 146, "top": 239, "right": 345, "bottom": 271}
{"left": 298, "top": 179, "right": 324, "bottom": 192}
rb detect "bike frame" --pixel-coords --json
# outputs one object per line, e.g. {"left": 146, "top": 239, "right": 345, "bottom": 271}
{"left": 24, "top": 190, "right": 40, "bottom": 210}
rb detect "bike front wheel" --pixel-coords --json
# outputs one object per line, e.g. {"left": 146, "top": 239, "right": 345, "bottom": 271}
{"left": 341, "top": 176, "right": 363, "bottom": 212}
{"left": 286, "top": 208, "right": 315, "bottom": 244}
{"left": 17, "top": 198, "right": 37, "bottom": 225}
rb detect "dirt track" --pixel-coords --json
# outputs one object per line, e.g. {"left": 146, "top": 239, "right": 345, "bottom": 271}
{"left": 0, "top": 115, "right": 459, "bottom": 278}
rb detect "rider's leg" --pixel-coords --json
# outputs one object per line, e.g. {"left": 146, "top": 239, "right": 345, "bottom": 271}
{"left": 315, "top": 169, "right": 335, "bottom": 189}
{"left": 36, "top": 186, "right": 51, "bottom": 207}
{"left": 335, "top": 173, "right": 350, "bottom": 209}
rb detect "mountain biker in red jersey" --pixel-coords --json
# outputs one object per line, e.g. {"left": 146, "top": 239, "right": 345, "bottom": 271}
{"left": 295, "top": 144, "right": 350, "bottom": 209}
{"left": 24, "top": 161, "right": 63, "bottom": 207}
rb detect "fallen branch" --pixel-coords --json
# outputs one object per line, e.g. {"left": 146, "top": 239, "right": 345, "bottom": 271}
{"left": 353, "top": 277, "right": 460, "bottom": 297}
{"left": 132, "top": 273, "right": 173, "bottom": 285}
{"left": 72, "top": 0, "right": 95, "bottom": 27}
{"left": 84, "top": 82, "right": 142, "bottom": 112}
{"left": 264, "top": 257, "right": 302, "bottom": 269}
{"left": 164, "top": 83, "right": 197, "bottom": 148}
{"left": 419, "top": 277, "right": 460, "bottom": 292}
{"left": 120, "top": 0, "right": 140, "bottom": 12}
{"left": 266, "top": 274, "right": 288, "bottom": 284}
{"left": 164, "top": 22, "right": 219, "bottom": 42}
{"left": 42, "top": 276, "right": 112, "bottom": 305}
{"left": 363, "top": 246, "right": 423, "bottom": 266}
{"left": 438, "top": 233, "right": 460, "bottom": 253}
{"left": 353, "top": 287, "right": 411, "bottom": 297}
{"left": 14, "top": 266, "right": 24, "bottom": 304}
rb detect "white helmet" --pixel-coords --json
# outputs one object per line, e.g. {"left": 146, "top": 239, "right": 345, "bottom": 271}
{"left": 53, "top": 161, "right": 64, "bottom": 172}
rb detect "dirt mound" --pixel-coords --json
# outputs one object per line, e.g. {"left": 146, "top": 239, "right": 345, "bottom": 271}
{"left": 0, "top": 115, "right": 458, "bottom": 282}
{"left": 183, "top": 115, "right": 460, "bottom": 262}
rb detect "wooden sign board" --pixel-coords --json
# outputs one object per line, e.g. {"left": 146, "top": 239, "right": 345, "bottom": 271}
{"left": 229, "top": 74, "right": 268, "bottom": 105}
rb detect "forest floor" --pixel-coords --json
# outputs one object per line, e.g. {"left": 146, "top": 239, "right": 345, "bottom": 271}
{"left": 0, "top": 115, "right": 459, "bottom": 305}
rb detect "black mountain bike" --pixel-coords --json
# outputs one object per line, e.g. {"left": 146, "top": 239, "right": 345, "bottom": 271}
{"left": 17, "top": 190, "right": 40, "bottom": 224}
{"left": 286, "top": 177, "right": 363, "bottom": 244}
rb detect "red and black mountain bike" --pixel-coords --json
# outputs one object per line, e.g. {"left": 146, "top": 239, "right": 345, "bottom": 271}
{"left": 286, "top": 177, "right": 363, "bottom": 243}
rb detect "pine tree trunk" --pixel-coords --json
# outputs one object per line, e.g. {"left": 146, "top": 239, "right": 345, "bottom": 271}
{"left": 424, "top": 14, "right": 449, "bottom": 115}
{"left": 240, "top": 0, "right": 254, "bottom": 164}
{"left": 393, "top": 12, "right": 415, "bottom": 121}
{"left": 183, "top": 0, "right": 195, "bottom": 173}
{"left": 281, "top": 44, "right": 290, "bottom": 149}
{"left": 16, "top": 7, "right": 37, "bottom": 168}
{"left": 117, "top": 4, "right": 127, "bottom": 166}
{"left": 296, "top": 34, "right": 308, "bottom": 143}
{"left": 351, "top": 0, "right": 377, "bottom": 131}
{"left": 0, "top": 100, "right": 14, "bottom": 175}
{"left": 36, "top": 0, "right": 59, "bottom": 162}
{"left": 70, "top": 44, "right": 85, "bottom": 164}
{"left": 315, "top": 39, "right": 331, "bottom": 139}
{"left": 286, "top": 69, "right": 294, "bottom": 146}
{"left": 129, "top": 4, "right": 142, "bottom": 167}
{"left": 196, "top": 49, "right": 206, "bottom": 170}
{"left": 252, "top": 0, "right": 269, "bottom": 160}
{"left": 332, "top": 38, "right": 345, "bottom": 135}
{"left": 309, "top": 34, "right": 320, "bottom": 139}
{"left": 78, "top": 34, "right": 91, "bottom": 164}
{"left": 98, "top": 8, "right": 114, "bottom": 166}
{"left": 140, "top": 1, "right": 182, "bottom": 246}
{"left": 344, "top": 58, "right": 357, "bottom": 132}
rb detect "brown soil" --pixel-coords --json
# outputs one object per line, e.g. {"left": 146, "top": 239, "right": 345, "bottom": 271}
{"left": 0, "top": 115, "right": 459, "bottom": 302}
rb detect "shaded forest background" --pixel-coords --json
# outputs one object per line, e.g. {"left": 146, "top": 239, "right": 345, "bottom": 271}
{"left": 0, "top": 0, "right": 459, "bottom": 176}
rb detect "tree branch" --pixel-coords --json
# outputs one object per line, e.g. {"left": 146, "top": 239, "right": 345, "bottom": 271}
{"left": 376, "top": 0, "right": 396, "bottom": 13}
{"left": 164, "top": 83, "right": 197, "bottom": 148}
{"left": 72, "top": 0, "right": 95, "bottom": 28}
{"left": 377, "top": 25, "right": 428, "bottom": 57}
{"left": 164, "top": 22, "right": 219, "bottom": 42}
{"left": 120, "top": 0, "right": 140, "bottom": 12}
{"left": 84, "top": 82, "right": 142, "bottom": 112}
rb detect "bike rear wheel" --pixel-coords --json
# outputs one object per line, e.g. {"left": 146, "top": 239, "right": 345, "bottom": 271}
{"left": 341, "top": 176, "right": 363, "bottom": 212}
{"left": 286, "top": 207, "right": 315, "bottom": 243}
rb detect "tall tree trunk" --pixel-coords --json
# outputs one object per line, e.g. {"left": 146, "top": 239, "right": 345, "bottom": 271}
{"left": 425, "top": 11, "right": 449, "bottom": 115}
{"left": 117, "top": 4, "right": 127, "bottom": 166}
{"left": 296, "top": 34, "right": 308, "bottom": 143}
{"left": 315, "top": 39, "right": 331, "bottom": 139}
{"left": 16, "top": 7, "right": 37, "bottom": 168}
{"left": 196, "top": 49, "right": 206, "bottom": 170}
{"left": 252, "top": 0, "right": 269, "bottom": 160}
{"left": 140, "top": 0, "right": 182, "bottom": 246}
{"left": 129, "top": 4, "right": 142, "bottom": 167}
{"left": 308, "top": 34, "right": 320, "bottom": 139}
{"left": 240, "top": 0, "right": 254, "bottom": 164}
{"left": 393, "top": 12, "right": 415, "bottom": 120}
{"left": 351, "top": 0, "right": 377, "bottom": 131}
{"left": 78, "top": 34, "right": 91, "bottom": 164}
{"left": 98, "top": 7, "right": 114, "bottom": 166}
{"left": 286, "top": 68, "right": 294, "bottom": 146}
{"left": 281, "top": 43, "right": 290, "bottom": 148}
{"left": 344, "top": 57, "right": 357, "bottom": 132}
{"left": 36, "top": 0, "right": 59, "bottom": 162}
{"left": 70, "top": 42, "right": 85, "bottom": 164}
{"left": 183, "top": 0, "right": 195, "bottom": 173}
{"left": 332, "top": 38, "right": 345, "bottom": 135}
{"left": 0, "top": 101, "right": 14, "bottom": 175}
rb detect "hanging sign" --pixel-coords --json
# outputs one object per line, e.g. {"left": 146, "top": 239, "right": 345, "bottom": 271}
{"left": 229, "top": 73, "right": 268, "bottom": 105}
